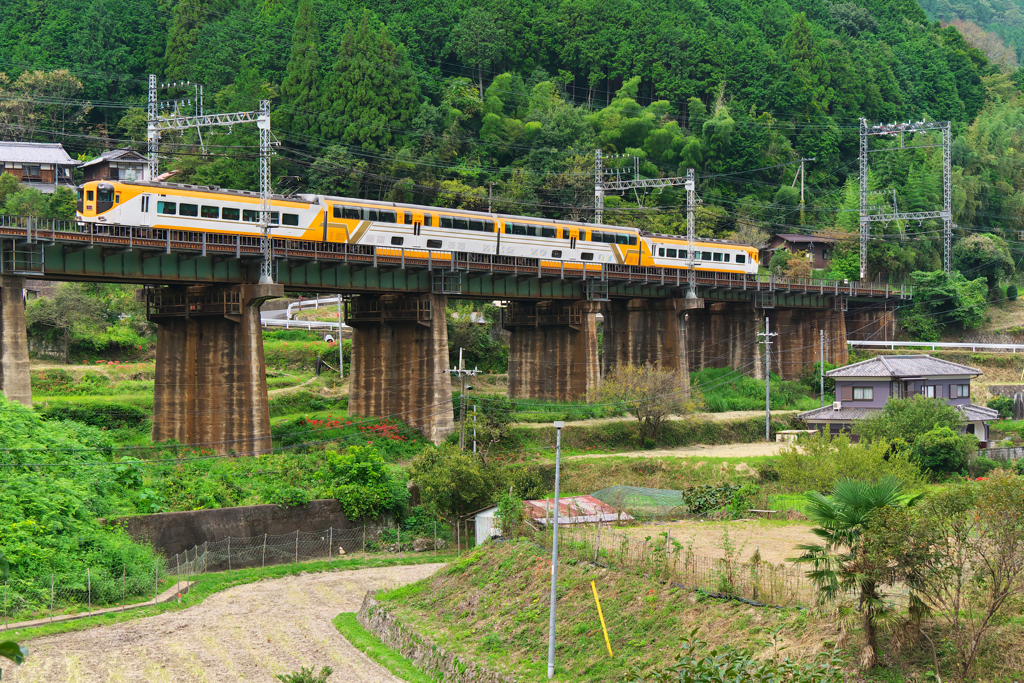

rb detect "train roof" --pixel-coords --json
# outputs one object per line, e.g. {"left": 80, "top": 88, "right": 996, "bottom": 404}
{"left": 95, "top": 180, "right": 750, "bottom": 248}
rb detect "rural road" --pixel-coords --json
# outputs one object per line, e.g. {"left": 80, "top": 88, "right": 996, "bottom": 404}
{"left": 4, "top": 563, "right": 445, "bottom": 683}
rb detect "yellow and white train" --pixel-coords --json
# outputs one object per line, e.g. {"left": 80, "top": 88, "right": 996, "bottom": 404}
{"left": 76, "top": 180, "right": 759, "bottom": 273}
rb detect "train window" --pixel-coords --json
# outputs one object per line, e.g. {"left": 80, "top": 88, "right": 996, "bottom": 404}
{"left": 616, "top": 234, "right": 629, "bottom": 245}
{"left": 723, "top": 254, "right": 730, "bottom": 262}
{"left": 511, "top": 223, "right": 526, "bottom": 235}
{"left": 222, "top": 207, "right": 240, "bottom": 220}
{"left": 426, "top": 239, "right": 443, "bottom": 248}
{"left": 98, "top": 188, "right": 114, "bottom": 203}
{"left": 404, "top": 212, "right": 413, "bottom": 225}
{"left": 157, "top": 201, "right": 176, "bottom": 215}
{"left": 562, "top": 228, "right": 571, "bottom": 239}
{"left": 391, "top": 236, "right": 404, "bottom": 246}
{"left": 243, "top": 209, "right": 259, "bottom": 222}
{"left": 365, "top": 209, "right": 380, "bottom": 221}
{"left": 86, "top": 190, "right": 95, "bottom": 201}
{"left": 581, "top": 252, "right": 594, "bottom": 261}
{"left": 679, "top": 250, "right": 687, "bottom": 258}
{"left": 702, "top": 251, "right": 712, "bottom": 260}
{"left": 333, "top": 206, "right": 342, "bottom": 218}
{"left": 179, "top": 203, "right": 199, "bottom": 217}
{"left": 423, "top": 214, "right": 432, "bottom": 227}
{"left": 603, "top": 233, "right": 616, "bottom": 243}
{"left": 343, "top": 207, "right": 360, "bottom": 220}
{"left": 589, "top": 231, "right": 601, "bottom": 242}
{"left": 736, "top": 254, "right": 746, "bottom": 264}
{"left": 380, "top": 210, "right": 397, "bottom": 223}
{"left": 283, "top": 213, "right": 299, "bottom": 226}
{"left": 453, "top": 218, "right": 469, "bottom": 231}
{"left": 270, "top": 212, "right": 280, "bottom": 225}
{"left": 541, "top": 226, "right": 556, "bottom": 238}
{"left": 115, "top": 194, "right": 120, "bottom": 204}
{"left": 469, "top": 219, "right": 484, "bottom": 231}
{"left": 523, "top": 225, "right": 537, "bottom": 237}
{"left": 552, "top": 250, "right": 562, "bottom": 258}
{"left": 440, "top": 216, "right": 453, "bottom": 229}
{"left": 667, "top": 249, "right": 677, "bottom": 258}
{"left": 483, "top": 220, "right": 494, "bottom": 232}
{"left": 658, "top": 248, "right": 665, "bottom": 257}
{"left": 201, "top": 206, "right": 219, "bottom": 219}
{"left": 629, "top": 236, "right": 637, "bottom": 245}
{"left": 713, "top": 252, "right": 722, "bottom": 262}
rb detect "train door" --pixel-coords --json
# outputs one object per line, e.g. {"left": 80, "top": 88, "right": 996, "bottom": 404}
{"left": 139, "top": 194, "right": 153, "bottom": 227}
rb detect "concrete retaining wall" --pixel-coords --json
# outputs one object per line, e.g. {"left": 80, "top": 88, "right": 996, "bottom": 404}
{"left": 357, "top": 592, "right": 516, "bottom": 683}
{"left": 113, "top": 499, "right": 351, "bottom": 558}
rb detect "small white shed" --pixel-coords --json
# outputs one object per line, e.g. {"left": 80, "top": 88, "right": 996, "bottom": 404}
{"left": 474, "top": 506, "right": 499, "bottom": 547}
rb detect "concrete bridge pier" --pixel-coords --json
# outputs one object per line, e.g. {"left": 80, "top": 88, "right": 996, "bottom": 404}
{"left": 769, "top": 308, "right": 849, "bottom": 378}
{"left": 602, "top": 298, "right": 704, "bottom": 378}
{"left": 505, "top": 300, "right": 601, "bottom": 401}
{"left": 346, "top": 293, "right": 454, "bottom": 444}
{"left": 149, "top": 283, "right": 283, "bottom": 455}
{"left": 0, "top": 275, "right": 31, "bottom": 405}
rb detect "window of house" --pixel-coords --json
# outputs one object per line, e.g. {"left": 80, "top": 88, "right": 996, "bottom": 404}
{"left": 391, "top": 236, "right": 404, "bottom": 246}
{"left": 222, "top": 207, "right": 240, "bottom": 220}
{"left": 853, "top": 386, "right": 874, "bottom": 400}
{"left": 282, "top": 213, "right": 299, "bottom": 226}
{"left": 157, "top": 201, "right": 176, "bottom": 215}
{"left": 954, "top": 384, "right": 970, "bottom": 398}
{"left": 923, "top": 385, "right": 940, "bottom": 398}
{"left": 426, "top": 239, "right": 442, "bottom": 248}
{"left": 201, "top": 206, "right": 219, "bottom": 219}
{"left": 23, "top": 165, "right": 40, "bottom": 177}
{"left": 737, "top": 255, "right": 746, "bottom": 264}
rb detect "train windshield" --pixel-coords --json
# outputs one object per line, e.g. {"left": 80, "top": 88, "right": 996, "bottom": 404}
{"left": 97, "top": 188, "right": 114, "bottom": 203}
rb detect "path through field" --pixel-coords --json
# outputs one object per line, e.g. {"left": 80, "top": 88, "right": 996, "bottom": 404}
{"left": 5, "top": 563, "right": 444, "bottom": 683}
{"left": 567, "top": 441, "right": 788, "bottom": 460}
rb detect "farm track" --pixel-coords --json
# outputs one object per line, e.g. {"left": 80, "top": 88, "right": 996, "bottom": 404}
{"left": 5, "top": 563, "right": 445, "bottom": 683}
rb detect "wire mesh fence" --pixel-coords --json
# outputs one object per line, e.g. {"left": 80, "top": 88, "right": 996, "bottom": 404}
{"left": 539, "top": 522, "right": 818, "bottom": 606}
{"left": 1, "top": 523, "right": 450, "bottom": 631}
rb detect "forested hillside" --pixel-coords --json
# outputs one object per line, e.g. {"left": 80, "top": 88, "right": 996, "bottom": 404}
{"left": 1, "top": 0, "right": 1023, "bottom": 301}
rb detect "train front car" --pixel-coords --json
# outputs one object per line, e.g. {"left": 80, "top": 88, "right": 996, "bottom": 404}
{"left": 641, "top": 233, "right": 759, "bottom": 275}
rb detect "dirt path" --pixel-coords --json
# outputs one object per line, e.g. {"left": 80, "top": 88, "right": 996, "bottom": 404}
{"left": 6, "top": 563, "right": 445, "bottom": 683}
{"left": 567, "top": 441, "right": 787, "bottom": 460}
{"left": 516, "top": 410, "right": 797, "bottom": 429}
{"left": 267, "top": 375, "right": 317, "bottom": 397}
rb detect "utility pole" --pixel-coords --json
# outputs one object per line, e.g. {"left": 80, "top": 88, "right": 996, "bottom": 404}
{"left": 595, "top": 149, "right": 692, "bottom": 224}
{"left": 686, "top": 168, "right": 697, "bottom": 299}
{"left": 820, "top": 329, "right": 825, "bottom": 408}
{"left": 547, "top": 420, "right": 565, "bottom": 680}
{"left": 488, "top": 182, "right": 495, "bottom": 213}
{"left": 338, "top": 296, "right": 344, "bottom": 380}
{"left": 758, "top": 318, "right": 777, "bottom": 443}
{"left": 790, "top": 158, "right": 814, "bottom": 224}
{"left": 594, "top": 149, "right": 604, "bottom": 224}
{"left": 447, "top": 348, "right": 479, "bottom": 451}
{"left": 859, "top": 119, "right": 953, "bottom": 279}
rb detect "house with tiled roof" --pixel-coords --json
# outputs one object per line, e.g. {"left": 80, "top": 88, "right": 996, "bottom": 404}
{"left": 0, "top": 141, "right": 78, "bottom": 193}
{"left": 765, "top": 233, "right": 837, "bottom": 269}
{"left": 799, "top": 355, "right": 999, "bottom": 445}
{"left": 80, "top": 147, "right": 150, "bottom": 183}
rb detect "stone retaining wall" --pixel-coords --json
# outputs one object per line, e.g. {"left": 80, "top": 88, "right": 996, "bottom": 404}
{"left": 357, "top": 592, "right": 517, "bottom": 683}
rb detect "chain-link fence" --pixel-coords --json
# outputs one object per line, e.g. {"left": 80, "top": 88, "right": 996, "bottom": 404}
{"left": 1, "top": 523, "right": 450, "bottom": 631}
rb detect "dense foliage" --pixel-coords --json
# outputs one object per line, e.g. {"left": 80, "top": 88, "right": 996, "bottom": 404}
{"left": 776, "top": 432, "right": 926, "bottom": 492}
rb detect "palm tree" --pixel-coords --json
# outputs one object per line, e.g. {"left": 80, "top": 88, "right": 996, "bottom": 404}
{"left": 791, "top": 476, "right": 920, "bottom": 669}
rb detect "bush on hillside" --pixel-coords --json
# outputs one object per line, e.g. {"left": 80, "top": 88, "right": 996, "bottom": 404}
{"left": 40, "top": 401, "right": 150, "bottom": 430}
{"left": 987, "top": 394, "right": 1013, "bottom": 419}
{"left": 1007, "top": 283, "right": 1019, "bottom": 301}
{"left": 314, "top": 446, "right": 408, "bottom": 520}
{"left": 911, "top": 426, "right": 976, "bottom": 475}
{"left": 412, "top": 443, "right": 506, "bottom": 520}
{"left": 777, "top": 433, "right": 925, "bottom": 493}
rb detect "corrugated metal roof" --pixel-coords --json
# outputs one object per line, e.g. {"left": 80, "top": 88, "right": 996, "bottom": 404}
{"left": 0, "top": 142, "right": 76, "bottom": 165}
{"left": 523, "top": 495, "right": 632, "bottom": 523}
{"left": 827, "top": 355, "right": 981, "bottom": 378}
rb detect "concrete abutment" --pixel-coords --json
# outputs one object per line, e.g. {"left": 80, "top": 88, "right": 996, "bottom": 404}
{"left": 346, "top": 293, "right": 454, "bottom": 444}
{"left": 149, "top": 283, "right": 282, "bottom": 455}
{"left": 0, "top": 275, "right": 31, "bottom": 405}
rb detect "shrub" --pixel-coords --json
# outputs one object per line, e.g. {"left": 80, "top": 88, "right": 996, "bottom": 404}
{"left": 853, "top": 395, "right": 964, "bottom": 445}
{"left": 494, "top": 492, "right": 524, "bottom": 537}
{"left": 911, "top": 426, "right": 975, "bottom": 475}
{"left": 777, "top": 433, "right": 926, "bottom": 493}
{"left": 411, "top": 443, "right": 505, "bottom": 520}
{"left": 596, "top": 363, "right": 700, "bottom": 444}
{"left": 314, "top": 446, "right": 408, "bottom": 520}
{"left": 275, "top": 667, "right": 333, "bottom": 683}
{"left": 41, "top": 402, "right": 150, "bottom": 430}
{"left": 680, "top": 483, "right": 741, "bottom": 514}
{"left": 967, "top": 456, "right": 1000, "bottom": 478}
{"left": 987, "top": 394, "right": 1014, "bottom": 419}
{"left": 1007, "top": 283, "right": 1018, "bottom": 301}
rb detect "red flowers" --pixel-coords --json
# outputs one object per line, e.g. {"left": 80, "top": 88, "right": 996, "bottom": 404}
{"left": 359, "top": 420, "right": 407, "bottom": 442}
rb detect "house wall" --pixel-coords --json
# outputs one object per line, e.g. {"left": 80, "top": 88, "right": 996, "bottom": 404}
{"left": 835, "top": 380, "right": 890, "bottom": 407}
{"left": 83, "top": 161, "right": 147, "bottom": 183}
{"left": 836, "top": 377, "right": 975, "bottom": 407}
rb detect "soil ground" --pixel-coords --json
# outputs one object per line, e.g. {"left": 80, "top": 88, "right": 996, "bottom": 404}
{"left": 567, "top": 440, "right": 787, "bottom": 460}
{"left": 614, "top": 519, "right": 816, "bottom": 565}
{"left": 4, "top": 563, "right": 445, "bottom": 683}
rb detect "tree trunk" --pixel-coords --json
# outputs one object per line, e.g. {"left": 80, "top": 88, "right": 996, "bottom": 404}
{"left": 860, "top": 592, "right": 880, "bottom": 669}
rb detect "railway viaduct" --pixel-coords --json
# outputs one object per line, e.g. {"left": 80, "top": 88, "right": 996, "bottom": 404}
{"left": 0, "top": 216, "right": 907, "bottom": 451}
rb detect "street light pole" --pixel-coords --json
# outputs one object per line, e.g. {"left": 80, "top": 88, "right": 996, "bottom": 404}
{"left": 547, "top": 421, "right": 564, "bottom": 679}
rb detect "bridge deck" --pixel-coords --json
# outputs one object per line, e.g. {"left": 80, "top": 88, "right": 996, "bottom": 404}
{"left": 0, "top": 216, "right": 909, "bottom": 302}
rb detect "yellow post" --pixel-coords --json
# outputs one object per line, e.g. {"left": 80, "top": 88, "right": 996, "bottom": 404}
{"left": 591, "top": 580, "right": 613, "bottom": 658}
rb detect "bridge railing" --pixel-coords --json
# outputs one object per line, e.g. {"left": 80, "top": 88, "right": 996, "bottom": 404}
{"left": 851, "top": 340, "right": 1024, "bottom": 352}
{"left": 0, "top": 216, "right": 911, "bottom": 298}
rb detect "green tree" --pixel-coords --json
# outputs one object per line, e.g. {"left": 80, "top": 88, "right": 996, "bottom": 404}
{"left": 853, "top": 395, "right": 965, "bottom": 446}
{"left": 0, "top": 171, "right": 20, "bottom": 206}
{"left": 446, "top": 8, "right": 505, "bottom": 98}
{"left": 952, "top": 233, "right": 1015, "bottom": 292}
{"left": 164, "top": 0, "right": 209, "bottom": 80}
{"left": 4, "top": 187, "right": 47, "bottom": 217}
{"left": 47, "top": 186, "right": 77, "bottom": 220}
{"left": 276, "top": 0, "right": 321, "bottom": 135}
{"left": 783, "top": 13, "right": 834, "bottom": 119}
{"left": 911, "top": 426, "right": 975, "bottom": 475}
{"left": 596, "top": 364, "right": 700, "bottom": 446}
{"left": 899, "top": 271, "right": 989, "bottom": 340}
{"left": 412, "top": 443, "right": 503, "bottom": 521}
{"left": 792, "top": 476, "right": 919, "bottom": 669}
{"left": 319, "top": 12, "right": 419, "bottom": 150}
{"left": 314, "top": 446, "right": 407, "bottom": 520}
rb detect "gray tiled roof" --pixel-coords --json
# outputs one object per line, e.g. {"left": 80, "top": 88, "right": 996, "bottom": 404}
{"left": 0, "top": 142, "right": 76, "bottom": 165}
{"left": 79, "top": 147, "right": 148, "bottom": 169}
{"left": 827, "top": 355, "right": 981, "bottom": 378}
{"left": 799, "top": 402, "right": 998, "bottom": 423}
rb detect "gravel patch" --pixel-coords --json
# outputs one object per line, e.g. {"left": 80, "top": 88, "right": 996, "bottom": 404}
{"left": 5, "top": 564, "right": 444, "bottom": 683}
